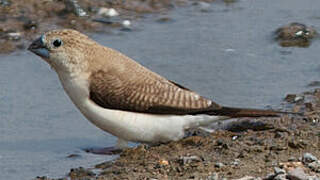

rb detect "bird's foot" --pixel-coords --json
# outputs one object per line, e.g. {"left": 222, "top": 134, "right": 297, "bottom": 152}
{"left": 84, "top": 147, "right": 122, "bottom": 155}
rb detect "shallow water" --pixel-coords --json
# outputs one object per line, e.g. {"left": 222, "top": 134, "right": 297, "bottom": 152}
{"left": 1, "top": 0, "right": 320, "bottom": 179}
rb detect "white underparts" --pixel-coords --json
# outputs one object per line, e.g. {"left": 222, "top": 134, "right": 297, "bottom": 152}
{"left": 57, "top": 72, "right": 230, "bottom": 147}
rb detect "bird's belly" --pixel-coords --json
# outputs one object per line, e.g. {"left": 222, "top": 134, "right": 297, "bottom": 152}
{"left": 81, "top": 100, "right": 190, "bottom": 143}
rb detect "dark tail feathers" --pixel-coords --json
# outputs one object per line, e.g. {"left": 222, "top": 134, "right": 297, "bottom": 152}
{"left": 209, "top": 106, "right": 298, "bottom": 118}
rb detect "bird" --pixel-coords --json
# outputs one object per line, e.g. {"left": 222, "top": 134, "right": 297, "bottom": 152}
{"left": 28, "top": 29, "right": 286, "bottom": 153}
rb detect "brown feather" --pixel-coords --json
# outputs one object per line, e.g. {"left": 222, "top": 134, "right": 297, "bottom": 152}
{"left": 44, "top": 30, "right": 284, "bottom": 117}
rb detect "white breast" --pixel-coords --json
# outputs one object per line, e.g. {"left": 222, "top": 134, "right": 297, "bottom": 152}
{"left": 57, "top": 73, "right": 227, "bottom": 144}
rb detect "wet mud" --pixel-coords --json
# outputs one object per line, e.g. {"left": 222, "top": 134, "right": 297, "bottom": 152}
{"left": 35, "top": 89, "right": 320, "bottom": 179}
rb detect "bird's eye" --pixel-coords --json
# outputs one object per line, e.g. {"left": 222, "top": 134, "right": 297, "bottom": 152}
{"left": 52, "top": 39, "right": 62, "bottom": 48}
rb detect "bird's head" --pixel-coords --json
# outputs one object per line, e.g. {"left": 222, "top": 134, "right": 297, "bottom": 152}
{"left": 28, "top": 29, "right": 96, "bottom": 74}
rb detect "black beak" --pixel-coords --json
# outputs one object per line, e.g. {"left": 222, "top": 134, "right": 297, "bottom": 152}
{"left": 28, "top": 37, "right": 49, "bottom": 58}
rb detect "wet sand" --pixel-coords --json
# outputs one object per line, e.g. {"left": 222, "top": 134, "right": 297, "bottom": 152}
{"left": 33, "top": 89, "right": 320, "bottom": 179}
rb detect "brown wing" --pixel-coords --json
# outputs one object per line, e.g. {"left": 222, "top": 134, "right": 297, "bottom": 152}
{"left": 89, "top": 70, "right": 221, "bottom": 115}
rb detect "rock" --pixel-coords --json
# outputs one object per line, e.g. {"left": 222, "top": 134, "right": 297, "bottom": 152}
{"left": 159, "top": 159, "right": 169, "bottom": 166}
{"left": 285, "top": 94, "right": 304, "bottom": 103}
{"left": 303, "top": 153, "right": 318, "bottom": 163}
{"left": 274, "top": 167, "right": 286, "bottom": 175}
{"left": 23, "top": 20, "right": 38, "bottom": 30}
{"left": 198, "top": 2, "right": 211, "bottom": 12}
{"left": 179, "top": 155, "right": 202, "bottom": 165}
{"left": 214, "top": 162, "right": 224, "bottom": 168}
{"left": 7, "top": 32, "right": 21, "bottom": 41}
{"left": 289, "top": 157, "right": 297, "bottom": 162}
{"left": 287, "top": 167, "right": 308, "bottom": 180}
{"left": 206, "top": 172, "right": 219, "bottom": 180}
{"left": 274, "top": 174, "right": 287, "bottom": 180}
{"left": 66, "top": 154, "right": 80, "bottom": 158}
{"left": 64, "top": 0, "right": 87, "bottom": 17}
{"left": 231, "top": 159, "right": 240, "bottom": 166}
{"left": 307, "top": 81, "right": 320, "bottom": 87}
{"left": 308, "top": 161, "right": 320, "bottom": 172}
{"left": 68, "top": 167, "right": 95, "bottom": 179}
{"left": 235, "top": 176, "right": 256, "bottom": 180}
{"left": 275, "top": 22, "right": 318, "bottom": 47}
{"left": 98, "top": 8, "right": 119, "bottom": 17}
{"left": 0, "top": 0, "right": 10, "bottom": 7}
{"left": 265, "top": 173, "right": 277, "bottom": 180}
{"left": 121, "top": 20, "right": 132, "bottom": 31}
{"left": 156, "top": 16, "right": 174, "bottom": 23}
{"left": 232, "top": 135, "right": 238, "bottom": 140}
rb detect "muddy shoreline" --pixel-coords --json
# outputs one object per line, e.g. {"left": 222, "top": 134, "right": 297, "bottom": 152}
{"left": 34, "top": 90, "right": 320, "bottom": 179}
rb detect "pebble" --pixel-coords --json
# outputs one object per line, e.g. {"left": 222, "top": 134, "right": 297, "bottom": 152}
{"left": 308, "top": 161, "right": 320, "bottom": 173}
{"left": 287, "top": 167, "right": 309, "bottom": 180}
{"left": 231, "top": 159, "right": 240, "bottom": 166}
{"left": 7, "top": 32, "right": 21, "bottom": 40}
{"left": 98, "top": 8, "right": 119, "bottom": 17}
{"left": 288, "top": 156, "right": 297, "bottom": 162}
{"left": 235, "top": 176, "right": 256, "bottom": 180}
{"left": 197, "top": 2, "right": 211, "bottom": 12}
{"left": 64, "top": 0, "right": 87, "bottom": 17}
{"left": 156, "top": 16, "right": 173, "bottom": 23}
{"left": 0, "top": 0, "right": 10, "bottom": 6}
{"left": 23, "top": 20, "right": 38, "bottom": 30}
{"left": 274, "top": 174, "right": 287, "bottom": 180}
{"left": 121, "top": 20, "right": 131, "bottom": 31}
{"left": 179, "top": 155, "right": 201, "bottom": 165}
{"left": 303, "top": 153, "right": 318, "bottom": 163}
{"left": 207, "top": 172, "right": 219, "bottom": 180}
{"left": 274, "top": 167, "right": 286, "bottom": 175}
{"left": 214, "top": 162, "right": 224, "bottom": 168}
{"left": 307, "top": 81, "right": 320, "bottom": 87}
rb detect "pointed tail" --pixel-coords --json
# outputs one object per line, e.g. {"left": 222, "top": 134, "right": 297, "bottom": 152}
{"left": 209, "top": 106, "right": 298, "bottom": 118}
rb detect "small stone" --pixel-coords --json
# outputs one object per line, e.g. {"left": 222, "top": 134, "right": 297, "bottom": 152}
{"left": 231, "top": 159, "right": 240, "bottom": 166}
{"left": 214, "top": 162, "right": 224, "bottom": 168}
{"left": 198, "top": 2, "right": 211, "bottom": 12}
{"left": 159, "top": 159, "right": 169, "bottom": 166}
{"left": 285, "top": 94, "right": 297, "bottom": 103}
{"left": 66, "top": 154, "right": 80, "bottom": 158}
{"left": 265, "top": 173, "right": 276, "bottom": 180}
{"left": 308, "top": 161, "right": 320, "bottom": 172}
{"left": 235, "top": 176, "right": 256, "bottom": 180}
{"left": 121, "top": 20, "right": 132, "bottom": 31}
{"left": 179, "top": 155, "right": 202, "bottom": 165}
{"left": 23, "top": 20, "right": 38, "bottom": 30}
{"left": 98, "top": 8, "right": 119, "bottom": 17}
{"left": 303, "top": 153, "right": 318, "bottom": 163}
{"left": 156, "top": 16, "right": 173, "bottom": 23}
{"left": 274, "top": 174, "right": 287, "bottom": 180}
{"left": 287, "top": 167, "right": 308, "bottom": 180}
{"left": 307, "top": 81, "right": 320, "bottom": 87}
{"left": 275, "top": 22, "right": 318, "bottom": 47}
{"left": 64, "top": 0, "right": 87, "bottom": 17}
{"left": 289, "top": 157, "right": 297, "bottom": 162}
{"left": 294, "top": 96, "right": 304, "bottom": 102}
{"left": 274, "top": 167, "right": 286, "bottom": 175}
{"left": 207, "top": 172, "right": 219, "bottom": 180}
{"left": 7, "top": 32, "right": 21, "bottom": 41}
{"left": 232, "top": 136, "right": 238, "bottom": 140}
{"left": 0, "top": 0, "right": 11, "bottom": 6}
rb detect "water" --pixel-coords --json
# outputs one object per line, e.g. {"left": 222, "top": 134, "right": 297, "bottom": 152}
{"left": 1, "top": 0, "right": 320, "bottom": 179}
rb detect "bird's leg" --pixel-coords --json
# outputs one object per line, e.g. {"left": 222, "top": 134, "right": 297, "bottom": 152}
{"left": 84, "top": 138, "right": 128, "bottom": 155}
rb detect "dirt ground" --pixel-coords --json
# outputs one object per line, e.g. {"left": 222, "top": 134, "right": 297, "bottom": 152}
{"left": 34, "top": 90, "right": 320, "bottom": 179}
